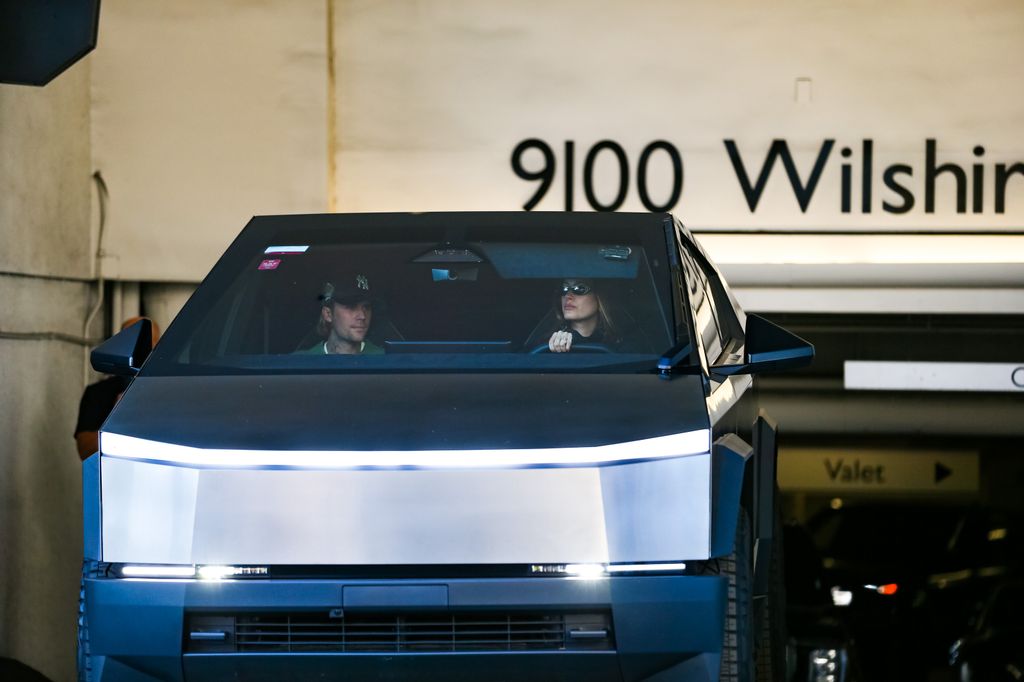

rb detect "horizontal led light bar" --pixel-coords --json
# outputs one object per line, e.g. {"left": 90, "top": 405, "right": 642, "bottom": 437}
{"left": 100, "top": 429, "right": 710, "bottom": 470}
{"left": 564, "top": 564, "right": 607, "bottom": 578}
{"left": 120, "top": 565, "right": 196, "bottom": 578}
{"left": 119, "top": 564, "right": 269, "bottom": 580}
{"left": 532, "top": 563, "right": 687, "bottom": 576}
{"left": 197, "top": 565, "right": 269, "bottom": 580}
{"left": 607, "top": 563, "right": 688, "bottom": 573}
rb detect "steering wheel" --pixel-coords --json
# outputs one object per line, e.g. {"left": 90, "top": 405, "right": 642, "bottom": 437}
{"left": 529, "top": 342, "right": 613, "bottom": 354}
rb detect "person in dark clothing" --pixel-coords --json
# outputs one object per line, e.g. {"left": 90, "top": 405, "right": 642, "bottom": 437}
{"left": 530, "top": 278, "right": 656, "bottom": 354}
{"left": 74, "top": 375, "right": 130, "bottom": 460}
{"left": 74, "top": 317, "right": 160, "bottom": 460}
{"left": 546, "top": 278, "right": 621, "bottom": 352}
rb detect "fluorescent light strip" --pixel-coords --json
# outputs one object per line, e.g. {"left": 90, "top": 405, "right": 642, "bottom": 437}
{"left": 845, "top": 361, "right": 1024, "bottom": 393}
{"left": 100, "top": 430, "right": 710, "bottom": 470}
{"left": 698, "top": 234, "right": 1024, "bottom": 265}
{"left": 263, "top": 245, "right": 309, "bottom": 254}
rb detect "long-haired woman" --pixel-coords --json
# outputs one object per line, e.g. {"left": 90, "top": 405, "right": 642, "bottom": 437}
{"left": 546, "top": 278, "right": 621, "bottom": 352}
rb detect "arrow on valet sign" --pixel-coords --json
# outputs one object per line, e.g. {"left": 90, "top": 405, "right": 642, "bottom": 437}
{"left": 935, "top": 461, "right": 953, "bottom": 484}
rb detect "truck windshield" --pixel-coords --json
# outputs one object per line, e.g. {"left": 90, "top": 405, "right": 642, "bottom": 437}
{"left": 143, "top": 218, "right": 683, "bottom": 375}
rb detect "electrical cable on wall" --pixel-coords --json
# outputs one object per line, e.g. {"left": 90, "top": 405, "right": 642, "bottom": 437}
{"left": 81, "top": 170, "right": 109, "bottom": 384}
{"left": 0, "top": 331, "right": 98, "bottom": 345}
{"left": 0, "top": 172, "right": 110, "bottom": 356}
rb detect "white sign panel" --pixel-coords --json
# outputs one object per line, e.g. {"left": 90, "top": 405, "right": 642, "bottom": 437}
{"left": 845, "top": 361, "right": 1024, "bottom": 392}
{"left": 778, "top": 448, "right": 979, "bottom": 494}
{"left": 333, "top": 0, "right": 1024, "bottom": 230}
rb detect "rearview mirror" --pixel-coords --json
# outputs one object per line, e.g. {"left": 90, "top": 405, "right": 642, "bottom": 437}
{"left": 90, "top": 319, "right": 153, "bottom": 377}
{"left": 710, "top": 314, "right": 813, "bottom": 378}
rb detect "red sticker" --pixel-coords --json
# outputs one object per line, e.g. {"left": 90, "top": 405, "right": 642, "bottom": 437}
{"left": 258, "top": 258, "right": 282, "bottom": 271}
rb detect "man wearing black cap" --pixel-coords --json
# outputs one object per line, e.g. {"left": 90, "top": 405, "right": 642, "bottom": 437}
{"left": 299, "top": 274, "right": 383, "bottom": 355}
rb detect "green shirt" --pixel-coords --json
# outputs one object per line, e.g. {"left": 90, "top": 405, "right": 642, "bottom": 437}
{"left": 296, "top": 340, "right": 383, "bottom": 355}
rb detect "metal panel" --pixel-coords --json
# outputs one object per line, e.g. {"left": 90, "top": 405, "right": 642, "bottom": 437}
{"left": 101, "top": 457, "right": 199, "bottom": 565}
{"left": 599, "top": 455, "right": 711, "bottom": 561}
{"left": 343, "top": 585, "right": 448, "bottom": 609}
{"left": 86, "top": 573, "right": 722, "bottom": 682}
{"left": 83, "top": 452, "right": 102, "bottom": 561}
{"left": 709, "top": 436, "right": 753, "bottom": 558}
{"left": 101, "top": 453, "right": 713, "bottom": 565}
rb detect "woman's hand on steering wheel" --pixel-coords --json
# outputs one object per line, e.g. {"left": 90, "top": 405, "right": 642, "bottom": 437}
{"left": 529, "top": 342, "right": 613, "bottom": 354}
{"left": 548, "top": 330, "right": 573, "bottom": 353}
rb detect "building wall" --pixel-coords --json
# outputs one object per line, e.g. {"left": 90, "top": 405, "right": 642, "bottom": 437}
{"left": 90, "top": 0, "right": 329, "bottom": 283}
{"left": 331, "top": 0, "right": 1024, "bottom": 225}
{"left": 87, "top": 0, "right": 1024, "bottom": 314}
{"left": 0, "top": 59, "right": 96, "bottom": 681}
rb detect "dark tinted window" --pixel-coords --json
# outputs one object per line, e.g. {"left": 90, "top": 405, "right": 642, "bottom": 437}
{"left": 145, "top": 218, "right": 680, "bottom": 375}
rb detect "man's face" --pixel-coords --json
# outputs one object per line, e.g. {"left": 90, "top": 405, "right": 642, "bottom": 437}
{"left": 325, "top": 300, "right": 372, "bottom": 344}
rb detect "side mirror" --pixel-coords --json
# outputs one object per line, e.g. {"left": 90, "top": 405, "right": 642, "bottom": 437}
{"left": 90, "top": 319, "right": 153, "bottom": 376}
{"left": 711, "top": 314, "right": 813, "bottom": 378}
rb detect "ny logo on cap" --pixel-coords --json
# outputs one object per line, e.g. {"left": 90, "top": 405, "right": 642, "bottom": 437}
{"left": 356, "top": 275, "right": 369, "bottom": 291}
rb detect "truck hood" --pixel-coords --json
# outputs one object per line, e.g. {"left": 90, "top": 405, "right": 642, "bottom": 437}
{"left": 102, "top": 372, "right": 710, "bottom": 453}
{"left": 98, "top": 372, "right": 720, "bottom": 565}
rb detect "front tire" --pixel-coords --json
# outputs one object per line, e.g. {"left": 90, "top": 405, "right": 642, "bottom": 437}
{"left": 77, "top": 563, "right": 95, "bottom": 682}
{"left": 754, "top": 504, "right": 788, "bottom": 682}
{"left": 721, "top": 512, "right": 755, "bottom": 682}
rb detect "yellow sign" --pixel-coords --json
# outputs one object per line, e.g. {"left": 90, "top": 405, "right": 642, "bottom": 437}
{"left": 778, "top": 448, "right": 979, "bottom": 494}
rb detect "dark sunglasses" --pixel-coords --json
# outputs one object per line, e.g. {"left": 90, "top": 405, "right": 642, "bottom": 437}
{"left": 560, "top": 283, "right": 592, "bottom": 296}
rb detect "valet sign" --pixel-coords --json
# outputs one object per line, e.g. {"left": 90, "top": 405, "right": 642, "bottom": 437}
{"left": 508, "top": 137, "right": 1024, "bottom": 229}
{"left": 777, "top": 448, "right": 980, "bottom": 495}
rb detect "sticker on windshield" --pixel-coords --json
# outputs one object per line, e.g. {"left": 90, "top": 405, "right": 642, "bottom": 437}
{"left": 264, "top": 245, "right": 309, "bottom": 254}
{"left": 258, "top": 258, "right": 282, "bottom": 271}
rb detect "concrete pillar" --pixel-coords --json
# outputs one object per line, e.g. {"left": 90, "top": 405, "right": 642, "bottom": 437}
{"left": 0, "top": 57, "right": 96, "bottom": 682}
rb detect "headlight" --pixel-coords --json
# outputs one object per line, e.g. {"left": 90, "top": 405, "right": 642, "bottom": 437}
{"left": 830, "top": 586, "right": 853, "bottom": 607}
{"left": 119, "top": 564, "right": 196, "bottom": 578}
{"left": 117, "top": 564, "right": 268, "bottom": 579}
{"left": 809, "top": 647, "right": 847, "bottom": 682}
{"left": 530, "top": 562, "right": 687, "bottom": 577}
{"left": 196, "top": 565, "right": 268, "bottom": 580}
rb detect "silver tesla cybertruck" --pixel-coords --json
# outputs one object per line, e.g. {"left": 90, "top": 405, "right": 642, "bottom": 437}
{"left": 80, "top": 212, "right": 812, "bottom": 682}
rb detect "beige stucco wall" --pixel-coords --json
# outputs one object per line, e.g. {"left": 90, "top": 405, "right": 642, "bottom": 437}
{"left": 0, "top": 59, "right": 97, "bottom": 682}
{"left": 82, "top": 0, "right": 1024, "bottom": 317}
{"left": 86, "top": 0, "right": 1024, "bottom": 284}
{"left": 331, "top": 0, "right": 1024, "bottom": 226}
{"left": 90, "top": 0, "right": 329, "bottom": 283}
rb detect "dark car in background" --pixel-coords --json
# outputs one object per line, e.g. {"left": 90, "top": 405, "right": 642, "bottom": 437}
{"left": 948, "top": 580, "right": 1024, "bottom": 682}
{"left": 808, "top": 502, "right": 1024, "bottom": 681}
{"left": 783, "top": 522, "right": 863, "bottom": 682}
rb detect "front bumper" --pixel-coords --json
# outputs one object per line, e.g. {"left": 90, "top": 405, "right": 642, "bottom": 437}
{"left": 84, "top": 573, "right": 725, "bottom": 682}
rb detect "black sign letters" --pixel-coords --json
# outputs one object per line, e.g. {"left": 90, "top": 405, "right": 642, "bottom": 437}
{"left": 511, "top": 138, "right": 1024, "bottom": 216}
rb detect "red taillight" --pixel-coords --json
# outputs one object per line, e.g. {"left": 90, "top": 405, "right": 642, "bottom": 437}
{"left": 877, "top": 583, "right": 898, "bottom": 596}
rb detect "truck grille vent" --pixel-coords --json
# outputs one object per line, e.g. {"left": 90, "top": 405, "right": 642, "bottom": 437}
{"left": 186, "top": 611, "right": 613, "bottom": 653}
